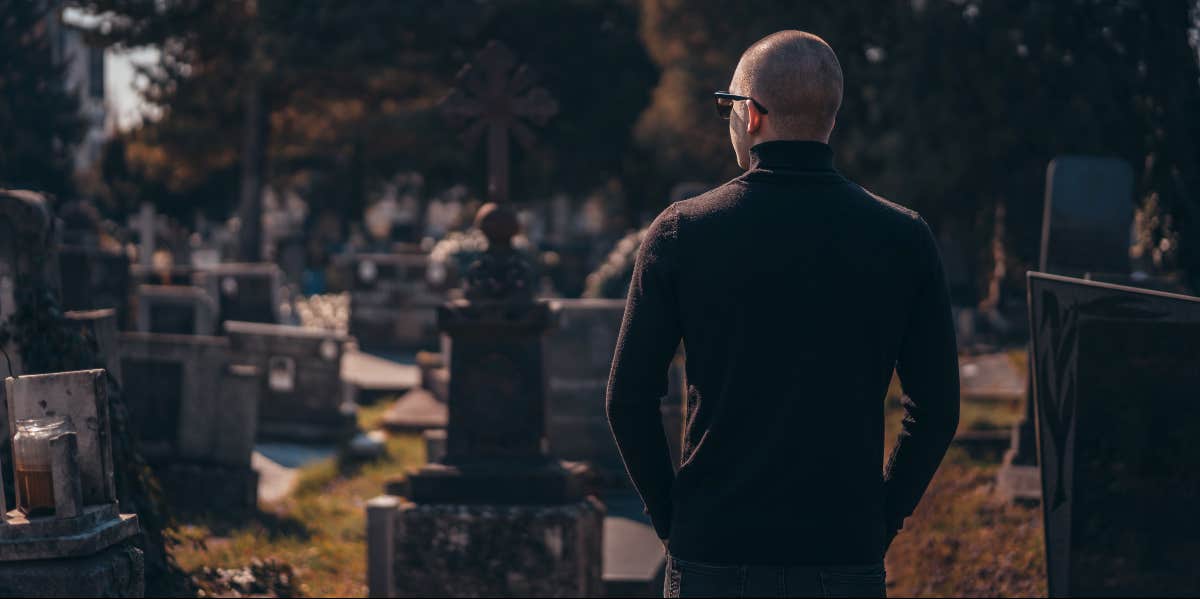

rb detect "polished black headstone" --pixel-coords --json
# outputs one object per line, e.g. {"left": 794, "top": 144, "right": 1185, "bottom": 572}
{"left": 1038, "top": 156, "right": 1134, "bottom": 278}
{"left": 1028, "top": 272, "right": 1200, "bottom": 597}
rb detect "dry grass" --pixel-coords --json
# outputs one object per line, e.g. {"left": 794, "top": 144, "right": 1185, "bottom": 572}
{"left": 884, "top": 462, "right": 1046, "bottom": 597}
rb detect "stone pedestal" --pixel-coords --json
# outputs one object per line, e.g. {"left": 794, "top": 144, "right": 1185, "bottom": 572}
{"left": 1, "top": 370, "right": 144, "bottom": 597}
{"left": 369, "top": 496, "right": 605, "bottom": 598}
{"left": 0, "top": 541, "right": 144, "bottom": 597}
{"left": 368, "top": 202, "right": 605, "bottom": 597}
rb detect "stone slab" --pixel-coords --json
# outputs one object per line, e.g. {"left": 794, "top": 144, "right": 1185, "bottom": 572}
{"left": 135, "top": 284, "right": 217, "bottom": 336}
{"left": 381, "top": 389, "right": 447, "bottom": 433}
{"left": 4, "top": 370, "right": 116, "bottom": 505}
{"left": 377, "top": 496, "right": 605, "bottom": 597}
{"left": 118, "top": 332, "right": 257, "bottom": 468}
{"left": 0, "top": 505, "right": 139, "bottom": 562}
{"left": 0, "top": 541, "right": 143, "bottom": 597}
{"left": 341, "top": 350, "right": 421, "bottom": 394}
{"left": 959, "top": 352, "right": 1024, "bottom": 403}
{"left": 252, "top": 443, "right": 339, "bottom": 504}
{"left": 602, "top": 492, "right": 666, "bottom": 597}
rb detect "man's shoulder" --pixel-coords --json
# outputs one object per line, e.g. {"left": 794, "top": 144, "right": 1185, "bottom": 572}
{"left": 670, "top": 177, "right": 750, "bottom": 220}
{"left": 854, "top": 184, "right": 922, "bottom": 224}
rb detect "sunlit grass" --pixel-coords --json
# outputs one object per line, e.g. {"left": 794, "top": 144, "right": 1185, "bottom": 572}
{"left": 170, "top": 428, "right": 424, "bottom": 597}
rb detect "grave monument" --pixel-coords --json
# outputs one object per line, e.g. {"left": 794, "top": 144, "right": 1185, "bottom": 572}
{"left": 367, "top": 41, "right": 603, "bottom": 598}
{"left": 1, "top": 370, "right": 143, "bottom": 596}
{"left": 118, "top": 332, "right": 260, "bottom": 511}
{"left": 998, "top": 156, "right": 1133, "bottom": 503}
{"left": 1028, "top": 272, "right": 1200, "bottom": 597}
{"left": 226, "top": 321, "right": 356, "bottom": 443}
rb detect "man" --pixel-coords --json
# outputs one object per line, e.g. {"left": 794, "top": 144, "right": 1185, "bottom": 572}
{"left": 606, "top": 31, "right": 960, "bottom": 598}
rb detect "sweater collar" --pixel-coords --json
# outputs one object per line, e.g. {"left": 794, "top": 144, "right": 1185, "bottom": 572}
{"left": 748, "top": 140, "right": 835, "bottom": 172}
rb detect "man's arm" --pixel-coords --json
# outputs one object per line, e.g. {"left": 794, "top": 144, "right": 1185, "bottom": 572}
{"left": 606, "top": 207, "right": 683, "bottom": 541}
{"left": 884, "top": 216, "right": 961, "bottom": 548}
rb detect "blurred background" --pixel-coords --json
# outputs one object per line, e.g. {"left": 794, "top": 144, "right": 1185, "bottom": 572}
{"left": 4, "top": 0, "right": 1199, "bottom": 312}
{"left": 2, "top": 1, "right": 1199, "bottom": 597}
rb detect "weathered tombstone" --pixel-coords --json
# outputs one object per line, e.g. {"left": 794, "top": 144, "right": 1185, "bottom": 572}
{"left": 117, "top": 332, "right": 260, "bottom": 511}
{"left": 0, "top": 370, "right": 143, "bottom": 597}
{"left": 192, "top": 263, "right": 282, "bottom": 325}
{"left": 1000, "top": 156, "right": 1135, "bottom": 503}
{"left": 225, "top": 321, "right": 356, "bottom": 443}
{"left": 338, "top": 252, "right": 441, "bottom": 352}
{"left": 1028, "top": 272, "right": 1200, "bottom": 597}
{"left": 544, "top": 298, "right": 685, "bottom": 484}
{"left": 367, "top": 42, "right": 601, "bottom": 599}
{"left": 135, "top": 284, "right": 218, "bottom": 336}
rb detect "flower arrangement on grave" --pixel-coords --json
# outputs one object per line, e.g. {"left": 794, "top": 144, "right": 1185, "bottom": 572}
{"left": 426, "top": 227, "right": 536, "bottom": 291}
{"left": 583, "top": 227, "right": 647, "bottom": 299}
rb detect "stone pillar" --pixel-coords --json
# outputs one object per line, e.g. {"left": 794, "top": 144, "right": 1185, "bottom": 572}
{"left": 368, "top": 203, "right": 604, "bottom": 597}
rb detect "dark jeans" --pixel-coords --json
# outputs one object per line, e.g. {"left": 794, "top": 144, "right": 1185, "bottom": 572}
{"left": 664, "top": 556, "right": 886, "bottom": 598}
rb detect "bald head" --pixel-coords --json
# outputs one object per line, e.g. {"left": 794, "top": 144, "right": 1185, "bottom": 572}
{"left": 732, "top": 31, "right": 843, "bottom": 140}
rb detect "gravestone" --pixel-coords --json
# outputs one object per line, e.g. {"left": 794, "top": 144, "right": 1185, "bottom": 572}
{"left": 1038, "top": 156, "right": 1134, "bottom": 278}
{"left": 135, "top": 284, "right": 218, "bottom": 336}
{"left": 118, "top": 332, "right": 260, "bottom": 511}
{"left": 1, "top": 370, "right": 143, "bottom": 597}
{"left": 337, "top": 252, "right": 441, "bottom": 352}
{"left": 367, "top": 42, "right": 601, "bottom": 599}
{"left": 544, "top": 298, "right": 685, "bottom": 484}
{"left": 225, "top": 321, "right": 356, "bottom": 443}
{"left": 1000, "top": 156, "right": 1135, "bottom": 503}
{"left": 1028, "top": 272, "right": 1200, "bottom": 597}
{"left": 192, "top": 263, "right": 282, "bottom": 325}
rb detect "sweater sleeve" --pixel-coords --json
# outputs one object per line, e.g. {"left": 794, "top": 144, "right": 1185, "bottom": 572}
{"left": 883, "top": 216, "right": 961, "bottom": 547}
{"left": 606, "top": 206, "right": 683, "bottom": 540}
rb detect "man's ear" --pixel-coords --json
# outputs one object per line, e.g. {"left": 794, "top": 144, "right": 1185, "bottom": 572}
{"left": 745, "top": 102, "right": 763, "bottom": 135}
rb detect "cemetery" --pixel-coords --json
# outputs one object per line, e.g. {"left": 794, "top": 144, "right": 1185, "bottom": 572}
{"left": 3, "top": 1, "right": 1200, "bottom": 597}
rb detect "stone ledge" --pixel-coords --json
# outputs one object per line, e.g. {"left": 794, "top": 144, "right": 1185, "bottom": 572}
{"left": 0, "top": 506, "right": 139, "bottom": 562}
{"left": 0, "top": 540, "right": 144, "bottom": 597}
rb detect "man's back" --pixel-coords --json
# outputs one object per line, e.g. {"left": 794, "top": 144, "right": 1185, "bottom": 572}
{"left": 606, "top": 140, "right": 960, "bottom": 566}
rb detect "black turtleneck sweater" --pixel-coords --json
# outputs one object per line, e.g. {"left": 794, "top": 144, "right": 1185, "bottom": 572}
{"left": 606, "top": 140, "right": 960, "bottom": 565}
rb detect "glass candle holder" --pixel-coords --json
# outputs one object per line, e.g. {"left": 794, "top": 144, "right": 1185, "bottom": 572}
{"left": 12, "top": 416, "right": 74, "bottom": 518}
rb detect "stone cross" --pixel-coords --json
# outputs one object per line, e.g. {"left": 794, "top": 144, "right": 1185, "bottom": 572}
{"left": 440, "top": 41, "right": 558, "bottom": 205}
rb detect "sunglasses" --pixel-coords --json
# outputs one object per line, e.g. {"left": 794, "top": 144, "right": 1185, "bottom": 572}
{"left": 714, "top": 91, "right": 769, "bottom": 119}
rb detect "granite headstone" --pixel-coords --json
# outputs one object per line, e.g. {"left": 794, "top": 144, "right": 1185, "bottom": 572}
{"left": 1028, "top": 272, "right": 1200, "bottom": 597}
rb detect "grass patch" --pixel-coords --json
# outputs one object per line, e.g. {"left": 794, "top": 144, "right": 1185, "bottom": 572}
{"left": 884, "top": 463, "right": 1046, "bottom": 597}
{"left": 169, "top": 433, "right": 424, "bottom": 597}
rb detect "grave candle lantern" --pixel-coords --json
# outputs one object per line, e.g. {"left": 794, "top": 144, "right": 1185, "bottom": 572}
{"left": 12, "top": 416, "right": 74, "bottom": 517}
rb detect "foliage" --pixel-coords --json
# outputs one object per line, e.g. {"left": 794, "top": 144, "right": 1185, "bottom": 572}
{"left": 71, "top": 0, "right": 657, "bottom": 222}
{"left": 635, "top": 0, "right": 1200, "bottom": 289}
{"left": 0, "top": 1, "right": 83, "bottom": 196}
